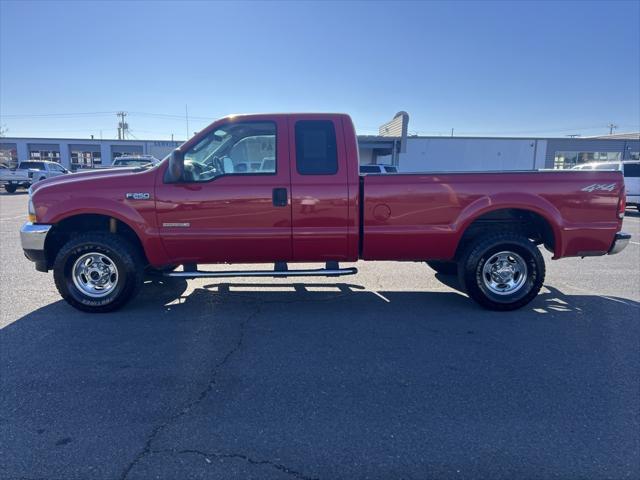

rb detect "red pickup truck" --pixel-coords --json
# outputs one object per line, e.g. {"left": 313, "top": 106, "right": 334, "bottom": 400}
{"left": 21, "top": 113, "right": 630, "bottom": 313}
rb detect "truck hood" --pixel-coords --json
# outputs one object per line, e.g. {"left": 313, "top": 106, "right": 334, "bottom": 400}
{"left": 30, "top": 166, "right": 152, "bottom": 193}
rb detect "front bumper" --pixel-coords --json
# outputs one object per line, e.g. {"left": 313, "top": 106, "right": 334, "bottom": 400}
{"left": 609, "top": 232, "right": 631, "bottom": 255}
{"left": 20, "top": 222, "right": 52, "bottom": 271}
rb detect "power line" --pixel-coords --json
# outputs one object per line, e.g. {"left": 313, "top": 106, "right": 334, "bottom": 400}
{"left": 0, "top": 112, "right": 116, "bottom": 118}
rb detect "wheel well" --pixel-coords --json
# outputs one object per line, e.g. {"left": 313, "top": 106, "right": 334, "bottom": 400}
{"left": 44, "top": 214, "right": 147, "bottom": 268}
{"left": 456, "top": 208, "right": 555, "bottom": 258}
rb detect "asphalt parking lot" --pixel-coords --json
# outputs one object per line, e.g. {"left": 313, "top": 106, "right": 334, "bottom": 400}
{"left": 1, "top": 192, "right": 639, "bottom": 480}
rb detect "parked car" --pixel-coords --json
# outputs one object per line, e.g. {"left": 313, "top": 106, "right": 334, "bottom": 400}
{"left": 110, "top": 155, "right": 160, "bottom": 168}
{"left": 0, "top": 160, "right": 69, "bottom": 193}
{"left": 21, "top": 113, "right": 630, "bottom": 313}
{"left": 360, "top": 164, "right": 398, "bottom": 173}
{"left": 572, "top": 160, "right": 640, "bottom": 211}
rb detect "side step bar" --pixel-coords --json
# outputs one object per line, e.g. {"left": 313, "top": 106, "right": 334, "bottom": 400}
{"left": 163, "top": 262, "right": 357, "bottom": 279}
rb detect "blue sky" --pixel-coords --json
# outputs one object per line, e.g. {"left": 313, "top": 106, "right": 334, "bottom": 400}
{"left": 1, "top": 0, "right": 638, "bottom": 140}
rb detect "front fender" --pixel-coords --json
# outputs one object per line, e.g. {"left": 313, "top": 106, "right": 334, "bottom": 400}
{"left": 37, "top": 196, "right": 169, "bottom": 266}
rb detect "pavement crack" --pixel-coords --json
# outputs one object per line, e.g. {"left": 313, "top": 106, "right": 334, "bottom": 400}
{"left": 119, "top": 306, "right": 261, "bottom": 480}
{"left": 151, "top": 448, "right": 319, "bottom": 480}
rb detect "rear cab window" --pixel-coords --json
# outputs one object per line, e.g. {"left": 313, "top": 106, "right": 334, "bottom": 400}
{"left": 295, "top": 120, "right": 338, "bottom": 175}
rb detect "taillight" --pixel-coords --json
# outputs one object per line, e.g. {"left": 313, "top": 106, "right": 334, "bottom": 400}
{"left": 617, "top": 186, "right": 626, "bottom": 219}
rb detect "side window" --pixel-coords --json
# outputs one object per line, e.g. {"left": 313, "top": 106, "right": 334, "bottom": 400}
{"left": 181, "top": 121, "right": 276, "bottom": 182}
{"left": 624, "top": 163, "right": 640, "bottom": 178}
{"left": 295, "top": 120, "right": 338, "bottom": 175}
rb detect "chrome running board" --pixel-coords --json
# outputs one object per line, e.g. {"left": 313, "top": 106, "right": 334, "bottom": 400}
{"left": 163, "top": 262, "right": 357, "bottom": 279}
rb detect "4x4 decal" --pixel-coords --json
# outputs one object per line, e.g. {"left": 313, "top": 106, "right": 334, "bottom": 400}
{"left": 581, "top": 183, "right": 617, "bottom": 192}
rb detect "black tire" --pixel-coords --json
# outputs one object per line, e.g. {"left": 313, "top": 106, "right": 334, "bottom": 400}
{"left": 426, "top": 260, "right": 458, "bottom": 275}
{"left": 4, "top": 184, "right": 17, "bottom": 193}
{"left": 53, "top": 232, "right": 144, "bottom": 313}
{"left": 457, "top": 232, "right": 545, "bottom": 311}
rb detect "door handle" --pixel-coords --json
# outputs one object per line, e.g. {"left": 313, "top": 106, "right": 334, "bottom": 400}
{"left": 272, "top": 187, "right": 288, "bottom": 207}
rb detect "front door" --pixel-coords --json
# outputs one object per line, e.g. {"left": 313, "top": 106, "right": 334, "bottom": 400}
{"left": 155, "top": 118, "right": 292, "bottom": 264}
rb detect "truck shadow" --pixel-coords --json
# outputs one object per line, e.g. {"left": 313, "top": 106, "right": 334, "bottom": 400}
{"left": 128, "top": 276, "right": 638, "bottom": 317}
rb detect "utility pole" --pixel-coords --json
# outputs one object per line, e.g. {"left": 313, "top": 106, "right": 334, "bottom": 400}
{"left": 607, "top": 123, "right": 618, "bottom": 135}
{"left": 185, "top": 104, "right": 190, "bottom": 140}
{"left": 450, "top": 128, "right": 454, "bottom": 137}
{"left": 117, "top": 111, "right": 128, "bottom": 139}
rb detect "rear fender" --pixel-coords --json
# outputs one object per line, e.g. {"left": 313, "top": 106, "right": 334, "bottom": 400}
{"left": 453, "top": 192, "right": 563, "bottom": 257}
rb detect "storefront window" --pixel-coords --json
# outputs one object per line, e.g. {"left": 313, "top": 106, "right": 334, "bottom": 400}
{"left": 29, "top": 144, "right": 61, "bottom": 163}
{"left": 70, "top": 145, "right": 101, "bottom": 170}
{"left": 112, "top": 146, "right": 143, "bottom": 161}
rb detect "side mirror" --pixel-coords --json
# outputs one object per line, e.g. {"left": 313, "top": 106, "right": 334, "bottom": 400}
{"left": 165, "top": 148, "right": 184, "bottom": 183}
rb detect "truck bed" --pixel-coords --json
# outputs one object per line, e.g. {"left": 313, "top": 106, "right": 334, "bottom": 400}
{"left": 361, "top": 170, "right": 624, "bottom": 260}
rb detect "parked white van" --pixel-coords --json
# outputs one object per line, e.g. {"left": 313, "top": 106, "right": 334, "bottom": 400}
{"left": 573, "top": 161, "right": 640, "bottom": 212}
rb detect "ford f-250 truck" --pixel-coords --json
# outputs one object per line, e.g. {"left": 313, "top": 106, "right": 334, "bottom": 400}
{"left": 20, "top": 113, "right": 631, "bottom": 313}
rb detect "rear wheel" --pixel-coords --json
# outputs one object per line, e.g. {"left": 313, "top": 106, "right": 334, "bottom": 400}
{"left": 426, "top": 260, "right": 458, "bottom": 275}
{"left": 53, "top": 232, "right": 143, "bottom": 312}
{"left": 4, "top": 184, "right": 17, "bottom": 193}
{"left": 457, "top": 232, "right": 545, "bottom": 311}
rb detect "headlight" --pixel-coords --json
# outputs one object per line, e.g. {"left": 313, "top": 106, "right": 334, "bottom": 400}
{"left": 28, "top": 196, "right": 36, "bottom": 223}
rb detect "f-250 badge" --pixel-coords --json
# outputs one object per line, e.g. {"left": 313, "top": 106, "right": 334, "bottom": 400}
{"left": 581, "top": 183, "right": 616, "bottom": 192}
{"left": 125, "top": 192, "right": 151, "bottom": 200}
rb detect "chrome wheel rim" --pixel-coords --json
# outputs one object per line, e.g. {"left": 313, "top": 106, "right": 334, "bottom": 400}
{"left": 481, "top": 250, "right": 527, "bottom": 295}
{"left": 72, "top": 252, "right": 119, "bottom": 298}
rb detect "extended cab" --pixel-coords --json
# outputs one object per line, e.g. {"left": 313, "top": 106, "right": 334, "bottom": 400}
{"left": 20, "top": 113, "right": 631, "bottom": 312}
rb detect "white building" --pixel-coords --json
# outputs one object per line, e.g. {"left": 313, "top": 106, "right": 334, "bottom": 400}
{"left": 1, "top": 112, "right": 638, "bottom": 171}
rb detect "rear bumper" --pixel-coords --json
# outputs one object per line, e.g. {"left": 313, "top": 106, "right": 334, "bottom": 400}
{"left": 609, "top": 232, "right": 631, "bottom": 255}
{"left": 20, "top": 222, "right": 52, "bottom": 271}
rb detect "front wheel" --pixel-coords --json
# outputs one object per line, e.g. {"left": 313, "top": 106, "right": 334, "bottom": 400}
{"left": 458, "top": 232, "right": 545, "bottom": 311}
{"left": 53, "top": 232, "right": 144, "bottom": 312}
{"left": 4, "top": 184, "right": 17, "bottom": 193}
